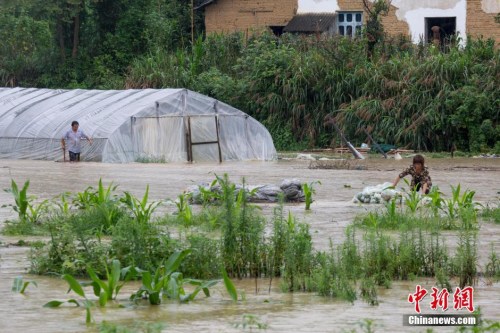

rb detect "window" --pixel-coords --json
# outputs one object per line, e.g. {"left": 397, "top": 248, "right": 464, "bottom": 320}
{"left": 425, "top": 17, "right": 456, "bottom": 47}
{"left": 337, "top": 12, "right": 363, "bottom": 38}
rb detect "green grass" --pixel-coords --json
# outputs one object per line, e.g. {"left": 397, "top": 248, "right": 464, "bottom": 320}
{"left": 481, "top": 205, "right": 500, "bottom": 224}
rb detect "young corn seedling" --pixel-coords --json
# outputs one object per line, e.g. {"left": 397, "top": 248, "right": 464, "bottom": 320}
{"left": 44, "top": 274, "right": 94, "bottom": 324}
{"left": 84, "top": 259, "right": 135, "bottom": 307}
{"left": 12, "top": 276, "right": 37, "bottom": 294}
{"left": 3, "top": 179, "right": 30, "bottom": 221}
{"left": 122, "top": 185, "right": 161, "bottom": 224}
{"left": 303, "top": 180, "right": 321, "bottom": 211}
{"left": 131, "top": 249, "right": 191, "bottom": 305}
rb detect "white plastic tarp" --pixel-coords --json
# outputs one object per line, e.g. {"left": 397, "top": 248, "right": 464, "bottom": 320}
{"left": 0, "top": 88, "right": 277, "bottom": 163}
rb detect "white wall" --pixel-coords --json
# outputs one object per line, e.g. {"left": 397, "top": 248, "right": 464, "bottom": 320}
{"left": 297, "top": 0, "right": 339, "bottom": 14}
{"left": 391, "top": 0, "right": 467, "bottom": 44}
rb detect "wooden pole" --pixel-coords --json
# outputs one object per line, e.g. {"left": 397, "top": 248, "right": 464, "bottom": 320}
{"left": 325, "top": 116, "right": 364, "bottom": 159}
{"left": 363, "top": 127, "right": 387, "bottom": 158}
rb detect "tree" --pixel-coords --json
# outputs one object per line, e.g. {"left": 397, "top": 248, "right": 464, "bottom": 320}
{"left": 362, "top": 0, "right": 391, "bottom": 59}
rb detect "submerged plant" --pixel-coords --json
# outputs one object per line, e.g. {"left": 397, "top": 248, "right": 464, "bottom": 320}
{"left": 99, "top": 321, "right": 165, "bottom": 333}
{"left": 130, "top": 249, "right": 219, "bottom": 305}
{"left": 232, "top": 314, "right": 268, "bottom": 331}
{"left": 303, "top": 180, "right": 321, "bottom": 210}
{"left": 85, "top": 259, "right": 135, "bottom": 307}
{"left": 11, "top": 276, "right": 37, "bottom": 294}
{"left": 44, "top": 274, "right": 94, "bottom": 324}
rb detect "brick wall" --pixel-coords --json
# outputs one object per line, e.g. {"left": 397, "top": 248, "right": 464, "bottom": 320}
{"left": 337, "top": 0, "right": 409, "bottom": 37}
{"left": 205, "top": 0, "right": 297, "bottom": 34}
{"left": 466, "top": 0, "right": 500, "bottom": 41}
{"left": 205, "top": 0, "right": 498, "bottom": 43}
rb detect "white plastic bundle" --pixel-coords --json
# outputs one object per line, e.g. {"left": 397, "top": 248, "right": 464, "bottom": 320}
{"left": 353, "top": 182, "right": 400, "bottom": 204}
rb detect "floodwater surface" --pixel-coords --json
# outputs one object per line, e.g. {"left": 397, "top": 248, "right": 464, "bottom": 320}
{"left": 0, "top": 158, "right": 498, "bottom": 332}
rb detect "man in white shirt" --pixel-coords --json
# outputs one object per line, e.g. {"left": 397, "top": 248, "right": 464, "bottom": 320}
{"left": 61, "top": 121, "right": 93, "bottom": 162}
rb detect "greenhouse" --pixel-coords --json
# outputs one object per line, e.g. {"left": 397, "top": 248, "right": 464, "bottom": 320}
{"left": 0, "top": 88, "right": 277, "bottom": 163}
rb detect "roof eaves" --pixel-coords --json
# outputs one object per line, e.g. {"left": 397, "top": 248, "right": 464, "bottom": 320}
{"left": 194, "top": 0, "right": 216, "bottom": 10}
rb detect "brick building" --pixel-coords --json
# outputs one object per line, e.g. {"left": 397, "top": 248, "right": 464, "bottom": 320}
{"left": 197, "top": 0, "right": 499, "bottom": 44}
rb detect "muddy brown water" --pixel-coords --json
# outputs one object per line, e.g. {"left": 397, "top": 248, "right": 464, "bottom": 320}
{"left": 0, "top": 158, "right": 498, "bottom": 332}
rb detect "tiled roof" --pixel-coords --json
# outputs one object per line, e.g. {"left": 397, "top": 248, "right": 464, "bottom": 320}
{"left": 284, "top": 13, "right": 336, "bottom": 33}
{"left": 194, "top": 0, "right": 216, "bottom": 10}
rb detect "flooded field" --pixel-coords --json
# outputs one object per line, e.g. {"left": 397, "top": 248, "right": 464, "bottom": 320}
{"left": 0, "top": 157, "right": 499, "bottom": 332}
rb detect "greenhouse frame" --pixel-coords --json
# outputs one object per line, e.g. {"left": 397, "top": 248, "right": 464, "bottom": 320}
{"left": 0, "top": 88, "right": 277, "bottom": 163}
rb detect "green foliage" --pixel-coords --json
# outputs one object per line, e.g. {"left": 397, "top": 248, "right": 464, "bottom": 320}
{"left": 121, "top": 185, "right": 161, "bottom": 224}
{"left": 12, "top": 276, "right": 37, "bottom": 293}
{"left": 221, "top": 267, "right": 237, "bottom": 302}
{"left": 73, "top": 179, "right": 125, "bottom": 232}
{"left": 1, "top": 0, "right": 498, "bottom": 152}
{"left": 131, "top": 249, "right": 220, "bottom": 305}
{"left": 174, "top": 193, "right": 193, "bottom": 227}
{"left": 85, "top": 259, "right": 135, "bottom": 307}
{"left": 303, "top": 180, "right": 321, "bottom": 210}
{"left": 2, "top": 179, "right": 49, "bottom": 228}
{"left": 452, "top": 231, "right": 478, "bottom": 288}
{"left": 481, "top": 204, "right": 500, "bottom": 224}
{"left": 111, "top": 215, "right": 174, "bottom": 272}
{"left": 485, "top": 245, "right": 500, "bottom": 281}
{"left": 280, "top": 212, "right": 314, "bottom": 292}
{"left": 44, "top": 274, "right": 94, "bottom": 324}
{"left": 217, "top": 174, "right": 265, "bottom": 279}
{"left": 3, "top": 179, "right": 31, "bottom": 222}
{"left": 355, "top": 184, "right": 481, "bottom": 231}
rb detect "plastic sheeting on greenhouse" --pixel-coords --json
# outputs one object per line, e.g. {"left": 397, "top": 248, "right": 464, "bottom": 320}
{"left": 0, "top": 88, "right": 277, "bottom": 163}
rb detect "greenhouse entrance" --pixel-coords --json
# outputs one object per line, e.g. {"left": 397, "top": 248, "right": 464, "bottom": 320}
{"left": 132, "top": 115, "right": 223, "bottom": 163}
{"left": 186, "top": 116, "right": 222, "bottom": 163}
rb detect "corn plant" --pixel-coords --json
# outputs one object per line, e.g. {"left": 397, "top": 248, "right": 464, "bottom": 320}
{"left": 131, "top": 266, "right": 165, "bottom": 305}
{"left": 425, "top": 186, "right": 444, "bottom": 217}
{"left": 221, "top": 266, "right": 238, "bottom": 302}
{"left": 84, "top": 259, "right": 136, "bottom": 307}
{"left": 196, "top": 179, "right": 219, "bottom": 206}
{"left": 53, "top": 192, "right": 72, "bottom": 215}
{"left": 3, "top": 179, "right": 30, "bottom": 221}
{"left": 402, "top": 179, "right": 422, "bottom": 214}
{"left": 44, "top": 274, "right": 94, "bottom": 324}
{"left": 3, "top": 179, "right": 50, "bottom": 224}
{"left": 303, "top": 180, "right": 321, "bottom": 211}
{"left": 175, "top": 193, "right": 193, "bottom": 226}
{"left": 442, "top": 184, "right": 481, "bottom": 222}
{"left": 122, "top": 185, "right": 161, "bottom": 224}
{"left": 164, "top": 273, "right": 219, "bottom": 303}
{"left": 131, "top": 249, "right": 191, "bottom": 305}
{"left": 384, "top": 198, "right": 398, "bottom": 222}
{"left": 73, "top": 179, "right": 119, "bottom": 208}
{"left": 12, "top": 276, "right": 37, "bottom": 293}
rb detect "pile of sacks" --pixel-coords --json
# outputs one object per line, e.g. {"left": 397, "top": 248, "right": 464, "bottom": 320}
{"left": 186, "top": 179, "right": 305, "bottom": 204}
{"left": 353, "top": 182, "right": 400, "bottom": 204}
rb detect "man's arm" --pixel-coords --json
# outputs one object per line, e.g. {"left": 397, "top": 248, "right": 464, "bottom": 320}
{"left": 392, "top": 175, "right": 401, "bottom": 187}
{"left": 82, "top": 131, "right": 93, "bottom": 145}
{"left": 392, "top": 168, "right": 409, "bottom": 187}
